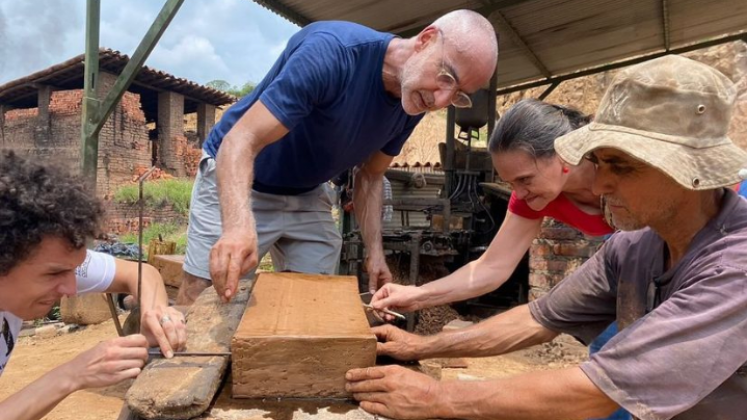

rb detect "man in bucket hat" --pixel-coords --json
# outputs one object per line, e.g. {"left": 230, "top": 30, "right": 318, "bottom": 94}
{"left": 345, "top": 55, "right": 747, "bottom": 420}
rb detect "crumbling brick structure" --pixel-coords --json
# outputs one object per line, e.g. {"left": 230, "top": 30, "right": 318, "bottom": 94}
{"left": 1, "top": 51, "right": 233, "bottom": 235}
{"left": 528, "top": 218, "right": 604, "bottom": 300}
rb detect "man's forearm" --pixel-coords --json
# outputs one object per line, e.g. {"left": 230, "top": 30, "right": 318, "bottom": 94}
{"left": 353, "top": 170, "right": 384, "bottom": 258}
{"left": 0, "top": 364, "right": 78, "bottom": 420}
{"left": 415, "top": 305, "right": 557, "bottom": 359}
{"left": 215, "top": 135, "right": 256, "bottom": 232}
{"left": 436, "top": 367, "right": 619, "bottom": 420}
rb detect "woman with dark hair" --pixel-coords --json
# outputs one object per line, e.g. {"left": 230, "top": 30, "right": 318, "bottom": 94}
{"left": 370, "top": 99, "right": 629, "bottom": 420}
{"left": 372, "top": 98, "right": 610, "bottom": 309}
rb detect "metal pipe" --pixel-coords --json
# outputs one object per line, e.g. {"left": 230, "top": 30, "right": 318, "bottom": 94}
{"left": 137, "top": 166, "right": 157, "bottom": 334}
{"left": 106, "top": 293, "right": 125, "bottom": 336}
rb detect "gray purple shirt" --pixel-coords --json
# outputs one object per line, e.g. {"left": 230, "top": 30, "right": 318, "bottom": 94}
{"left": 529, "top": 188, "right": 747, "bottom": 420}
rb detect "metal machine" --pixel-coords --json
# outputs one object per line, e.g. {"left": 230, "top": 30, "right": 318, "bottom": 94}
{"left": 339, "top": 87, "right": 529, "bottom": 325}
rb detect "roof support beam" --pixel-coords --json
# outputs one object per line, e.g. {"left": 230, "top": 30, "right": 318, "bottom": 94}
{"left": 81, "top": 0, "right": 185, "bottom": 190}
{"left": 490, "top": 10, "right": 551, "bottom": 78}
{"left": 81, "top": 0, "right": 101, "bottom": 190}
{"left": 662, "top": 0, "right": 671, "bottom": 51}
{"left": 496, "top": 32, "right": 747, "bottom": 96}
{"left": 254, "top": 0, "right": 312, "bottom": 26}
{"left": 538, "top": 81, "right": 560, "bottom": 100}
{"left": 393, "top": 0, "right": 536, "bottom": 37}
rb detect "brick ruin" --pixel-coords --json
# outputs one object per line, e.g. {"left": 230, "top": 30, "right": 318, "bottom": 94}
{"left": 0, "top": 71, "right": 219, "bottom": 234}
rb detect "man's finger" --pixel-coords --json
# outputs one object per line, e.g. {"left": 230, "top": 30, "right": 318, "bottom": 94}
{"left": 173, "top": 317, "right": 187, "bottom": 351}
{"left": 352, "top": 391, "right": 389, "bottom": 403}
{"left": 346, "top": 366, "right": 387, "bottom": 382}
{"left": 209, "top": 246, "right": 230, "bottom": 298}
{"left": 144, "top": 316, "right": 174, "bottom": 358}
{"left": 346, "top": 378, "right": 389, "bottom": 393}
{"left": 368, "top": 271, "right": 380, "bottom": 294}
{"left": 113, "top": 367, "right": 143, "bottom": 382}
{"left": 160, "top": 318, "right": 179, "bottom": 357}
{"left": 240, "top": 249, "right": 258, "bottom": 275}
{"left": 107, "top": 357, "right": 147, "bottom": 373}
{"left": 358, "top": 401, "right": 390, "bottom": 416}
{"left": 224, "top": 256, "right": 245, "bottom": 301}
{"left": 371, "top": 324, "right": 395, "bottom": 339}
{"left": 117, "top": 333, "right": 149, "bottom": 348}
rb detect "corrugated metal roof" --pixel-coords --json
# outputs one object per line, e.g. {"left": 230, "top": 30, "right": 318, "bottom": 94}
{"left": 0, "top": 48, "right": 235, "bottom": 123}
{"left": 252, "top": 0, "right": 747, "bottom": 92}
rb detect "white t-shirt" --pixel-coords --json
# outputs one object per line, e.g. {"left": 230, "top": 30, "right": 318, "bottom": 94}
{"left": 0, "top": 250, "right": 116, "bottom": 376}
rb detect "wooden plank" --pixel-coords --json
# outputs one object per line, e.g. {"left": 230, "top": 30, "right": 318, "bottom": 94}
{"left": 231, "top": 273, "right": 376, "bottom": 399}
{"left": 151, "top": 254, "right": 185, "bottom": 287}
{"left": 125, "top": 281, "right": 251, "bottom": 419}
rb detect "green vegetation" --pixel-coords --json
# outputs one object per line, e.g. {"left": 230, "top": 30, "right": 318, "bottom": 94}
{"left": 120, "top": 222, "right": 188, "bottom": 255}
{"left": 114, "top": 179, "right": 193, "bottom": 216}
{"left": 207, "top": 79, "right": 256, "bottom": 98}
{"left": 258, "top": 254, "right": 274, "bottom": 272}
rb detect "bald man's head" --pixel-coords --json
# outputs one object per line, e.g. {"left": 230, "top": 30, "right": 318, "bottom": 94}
{"left": 398, "top": 9, "right": 498, "bottom": 115}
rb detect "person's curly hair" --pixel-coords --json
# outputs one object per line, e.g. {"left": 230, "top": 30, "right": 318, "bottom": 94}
{"left": 0, "top": 151, "right": 104, "bottom": 275}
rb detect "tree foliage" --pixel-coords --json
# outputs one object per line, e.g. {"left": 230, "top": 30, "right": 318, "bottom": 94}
{"left": 207, "top": 79, "right": 256, "bottom": 98}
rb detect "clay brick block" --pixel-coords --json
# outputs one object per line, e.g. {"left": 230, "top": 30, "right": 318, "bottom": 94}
{"left": 60, "top": 294, "right": 112, "bottom": 325}
{"left": 232, "top": 273, "right": 376, "bottom": 399}
{"left": 152, "top": 254, "right": 184, "bottom": 287}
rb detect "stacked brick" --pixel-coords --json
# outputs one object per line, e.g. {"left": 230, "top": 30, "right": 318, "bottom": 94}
{"left": 0, "top": 88, "right": 152, "bottom": 198}
{"left": 528, "top": 218, "right": 604, "bottom": 300}
{"left": 104, "top": 201, "right": 186, "bottom": 235}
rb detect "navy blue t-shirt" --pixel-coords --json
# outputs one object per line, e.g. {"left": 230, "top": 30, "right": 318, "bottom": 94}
{"left": 204, "top": 21, "right": 424, "bottom": 195}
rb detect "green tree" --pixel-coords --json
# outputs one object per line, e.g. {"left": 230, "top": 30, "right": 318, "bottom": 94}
{"left": 206, "top": 79, "right": 231, "bottom": 92}
{"left": 230, "top": 82, "right": 255, "bottom": 98}
{"left": 206, "top": 79, "right": 255, "bottom": 99}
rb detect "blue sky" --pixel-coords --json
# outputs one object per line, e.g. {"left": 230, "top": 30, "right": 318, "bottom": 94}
{"left": 0, "top": 0, "right": 300, "bottom": 87}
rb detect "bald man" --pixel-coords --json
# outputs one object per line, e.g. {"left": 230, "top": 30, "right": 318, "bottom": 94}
{"left": 179, "top": 10, "right": 499, "bottom": 304}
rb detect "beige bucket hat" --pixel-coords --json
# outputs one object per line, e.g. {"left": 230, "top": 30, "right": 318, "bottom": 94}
{"left": 555, "top": 55, "right": 747, "bottom": 190}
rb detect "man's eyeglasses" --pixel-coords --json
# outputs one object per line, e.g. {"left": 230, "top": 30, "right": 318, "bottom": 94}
{"left": 435, "top": 31, "right": 472, "bottom": 109}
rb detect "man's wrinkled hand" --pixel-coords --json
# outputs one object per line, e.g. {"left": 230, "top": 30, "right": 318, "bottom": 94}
{"left": 365, "top": 254, "right": 393, "bottom": 294}
{"left": 210, "top": 228, "right": 257, "bottom": 302}
{"left": 372, "top": 324, "right": 427, "bottom": 361}
{"left": 346, "top": 365, "right": 442, "bottom": 419}
{"left": 141, "top": 306, "right": 187, "bottom": 358}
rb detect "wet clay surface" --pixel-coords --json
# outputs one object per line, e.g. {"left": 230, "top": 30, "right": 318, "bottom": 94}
{"left": 232, "top": 273, "right": 376, "bottom": 399}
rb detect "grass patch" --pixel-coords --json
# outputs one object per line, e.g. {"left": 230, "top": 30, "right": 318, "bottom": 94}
{"left": 120, "top": 223, "right": 188, "bottom": 255}
{"left": 258, "top": 254, "right": 274, "bottom": 272}
{"left": 114, "top": 179, "right": 193, "bottom": 216}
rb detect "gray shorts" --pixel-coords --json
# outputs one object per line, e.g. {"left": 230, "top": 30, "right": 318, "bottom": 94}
{"left": 183, "top": 152, "right": 342, "bottom": 281}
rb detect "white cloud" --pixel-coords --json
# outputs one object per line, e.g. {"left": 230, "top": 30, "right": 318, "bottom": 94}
{"left": 150, "top": 35, "right": 230, "bottom": 83}
{"left": 0, "top": 0, "right": 299, "bottom": 88}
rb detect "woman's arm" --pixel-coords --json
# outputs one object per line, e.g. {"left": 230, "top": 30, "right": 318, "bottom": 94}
{"left": 371, "top": 212, "right": 542, "bottom": 312}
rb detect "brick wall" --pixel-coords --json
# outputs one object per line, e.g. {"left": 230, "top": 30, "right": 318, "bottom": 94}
{"left": 528, "top": 218, "right": 604, "bottom": 300}
{"left": 0, "top": 79, "right": 204, "bottom": 235}
{"left": 157, "top": 91, "right": 187, "bottom": 177}
{"left": 104, "top": 200, "right": 187, "bottom": 235}
{"left": 0, "top": 82, "right": 153, "bottom": 189}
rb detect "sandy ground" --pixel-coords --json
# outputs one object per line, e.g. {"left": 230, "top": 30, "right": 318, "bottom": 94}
{"left": 0, "top": 316, "right": 587, "bottom": 420}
